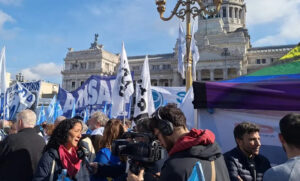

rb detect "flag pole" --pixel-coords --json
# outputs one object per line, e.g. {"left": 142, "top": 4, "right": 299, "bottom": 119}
{"left": 122, "top": 102, "right": 125, "bottom": 126}
{"left": 2, "top": 93, "right": 6, "bottom": 120}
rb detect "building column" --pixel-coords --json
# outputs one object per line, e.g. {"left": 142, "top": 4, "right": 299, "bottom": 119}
{"left": 220, "top": 8, "right": 223, "bottom": 18}
{"left": 233, "top": 7, "right": 236, "bottom": 18}
{"left": 226, "top": 6, "right": 230, "bottom": 18}
{"left": 210, "top": 69, "right": 214, "bottom": 81}
{"left": 198, "top": 70, "right": 202, "bottom": 81}
{"left": 223, "top": 68, "right": 228, "bottom": 80}
{"left": 237, "top": 69, "right": 242, "bottom": 76}
{"left": 242, "top": 8, "right": 245, "bottom": 27}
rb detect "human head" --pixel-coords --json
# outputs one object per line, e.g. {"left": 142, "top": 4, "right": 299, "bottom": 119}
{"left": 44, "top": 118, "right": 82, "bottom": 152}
{"left": 9, "top": 122, "right": 17, "bottom": 134}
{"left": 88, "top": 111, "right": 108, "bottom": 130}
{"left": 81, "top": 121, "right": 88, "bottom": 134}
{"left": 54, "top": 116, "right": 66, "bottom": 127}
{"left": 234, "top": 122, "right": 261, "bottom": 157}
{"left": 136, "top": 118, "right": 152, "bottom": 133}
{"left": 99, "top": 119, "right": 124, "bottom": 149}
{"left": 279, "top": 113, "right": 300, "bottom": 151}
{"left": 44, "top": 123, "right": 55, "bottom": 136}
{"left": 91, "top": 135, "right": 102, "bottom": 152}
{"left": 16, "top": 109, "right": 37, "bottom": 131}
{"left": 123, "top": 119, "right": 132, "bottom": 132}
{"left": 149, "top": 104, "right": 188, "bottom": 152}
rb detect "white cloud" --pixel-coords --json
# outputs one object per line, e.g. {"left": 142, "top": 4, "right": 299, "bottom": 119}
{"left": 246, "top": 0, "right": 300, "bottom": 46}
{"left": 0, "top": 0, "right": 22, "bottom": 6}
{"left": 0, "top": 10, "right": 14, "bottom": 28}
{"left": 0, "top": 10, "right": 18, "bottom": 39}
{"left": 279, "top": 10, "right": 300, "bottom": 40}
{"left": 246, "top": 0, "right": 300, "bottom": 25}
{"left": 20, "top": 62, "right": 62, "bottom": 82}
{"left": 21, "top": 68, "right": 41, "bottom": 80}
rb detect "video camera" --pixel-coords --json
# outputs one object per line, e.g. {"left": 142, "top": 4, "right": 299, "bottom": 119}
{"left": 112, "top": 132, "right": 164, "bottom": 175}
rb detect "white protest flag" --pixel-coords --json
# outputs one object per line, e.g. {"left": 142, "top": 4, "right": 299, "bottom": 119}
{"left": 178, "top": 22, "right": 186, "bottom": 79}
{"left": 6, "top": 82, "right": 36, "bottom": 119}
{"left": 15, "top": 82, "right": 36, "bottom": 109}
{"left": 191, "top": 21, "right": 200, "bottom": 81}
{"left": 111, "top": 43, "right": 134, "bottom": 118}
{"left": 0, "top": 46, "right": 6, "bottom": 95}
{"left": 0, "top": 47, "right": 7, "bottom": 118}
{"left": 133, "top": 55, "right": 155, "bottom": 121}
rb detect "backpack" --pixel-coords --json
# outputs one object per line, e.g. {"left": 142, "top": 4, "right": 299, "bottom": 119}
{"left": 188, "top": 161, "right": 216, "bottom": 181}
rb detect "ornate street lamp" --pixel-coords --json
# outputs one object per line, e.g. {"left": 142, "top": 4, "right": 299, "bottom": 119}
{"left": 155, "top": 0, "right": 222, "bottom": 91}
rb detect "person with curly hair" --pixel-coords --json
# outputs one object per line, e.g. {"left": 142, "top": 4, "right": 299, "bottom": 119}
{"left": 91, "top": 119, "right": 126, "bottom": 181}
{"left": 33, "top": 118, "right": 90, "bottom": 181}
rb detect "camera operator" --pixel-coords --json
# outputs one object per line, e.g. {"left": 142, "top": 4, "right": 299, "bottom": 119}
{"left": 127, "top": 104, "right": 230, "bottom": 181}
{"left": 134, "top": 119, "right": 167, "bottom": 181}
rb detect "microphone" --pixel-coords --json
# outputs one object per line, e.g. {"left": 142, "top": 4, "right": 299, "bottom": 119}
{"left": 249, "top": 162, "right": 256, "bottom": 181}
{"left": 77, "top": 139, "right": 93, "bottom": 172}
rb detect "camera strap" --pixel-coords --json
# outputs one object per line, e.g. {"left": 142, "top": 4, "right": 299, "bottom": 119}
{"left": 49, "top": 159, "right": 56, "bottom": 181}
{"left": 210, "top": 160, "right": 216, "bottom": 181}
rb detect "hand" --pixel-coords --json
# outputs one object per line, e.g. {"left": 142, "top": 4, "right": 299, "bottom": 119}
{"left": 89, "top": 162, "right": 98, "bottom": 174}
{"left": 127, "top": 169, "right": 144, "bottom": 181}
{"left": 237, "top": 175, "right": 243, "bottom": 181}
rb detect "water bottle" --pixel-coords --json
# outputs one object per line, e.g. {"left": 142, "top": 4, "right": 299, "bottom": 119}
{"left": 57, "top": 169, "right": 72, "bottom": 181}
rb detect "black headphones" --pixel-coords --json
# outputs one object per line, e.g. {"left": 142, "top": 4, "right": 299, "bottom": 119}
{"left": 153, "top": 107, "right": 174, "bottom": 136}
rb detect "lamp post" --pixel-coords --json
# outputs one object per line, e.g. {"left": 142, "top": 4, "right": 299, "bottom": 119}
{"left": 155, "top": 0, "right": 222, "bottom": 91}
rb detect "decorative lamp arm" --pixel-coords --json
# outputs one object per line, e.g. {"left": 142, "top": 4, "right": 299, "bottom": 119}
{"left": 156, "top": 0, "right": 184, "bottom": 21}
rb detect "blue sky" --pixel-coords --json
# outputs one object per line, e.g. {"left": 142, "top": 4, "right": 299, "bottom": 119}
{"left": 1, "top": 0, "right": 300, "bottom": 84}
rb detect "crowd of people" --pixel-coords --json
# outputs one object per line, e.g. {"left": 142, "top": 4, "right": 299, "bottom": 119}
{"left": 0, "top": 104, "right": 299, "bottom": 181}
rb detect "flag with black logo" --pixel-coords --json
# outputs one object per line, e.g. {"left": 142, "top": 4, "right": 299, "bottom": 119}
{"left": 133, "top": 55, "right": 155, "bottom": 121}
{"left": 111, "top": 43, "right": 134, "bottom": 118}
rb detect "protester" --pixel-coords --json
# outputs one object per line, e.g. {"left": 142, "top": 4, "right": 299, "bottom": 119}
{"left": 0, "top": 119, "right": 10, "bottom": 141}
{"left": 80, "top": 120, "right": 96, "bottom": 162}
{"left": 90, "top": 134, "right": 102, "bottom": 152}
{"left": 43, "top": 123, "right": 55, "bottom": 142}
{"left": 0, "top": 109, "right": 46, "bottom": 181}
{"left": 88, "top": 111, "right": 109, "bottom": 135}
{"left": 123, "top": 119, "right": 132, "bottom": 132}
{"left": 224, "top": 122, "right": 271, "bottom": 181}
{"left": 54, "top": 115, "right": 66, "bottom": 127}
{"left": 8, "top": 121, "right": 17, "bottom": 134}
{"left": 263, "top": 113, "right": 300, "bottom": 181}
{"left": 135, "top": 119, "right": 167, "bottom": 181}
{"left": 128, "top": 104, "right": 230, "bottom": 181}
{"left": 91, "top": 118, "right": 127, "bottom": 181}
{"left": 33, "top": 118, "right": 90, "bottom": 181}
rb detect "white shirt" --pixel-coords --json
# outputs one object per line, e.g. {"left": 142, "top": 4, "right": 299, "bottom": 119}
{"left": 91, "top": 127, "right": 104, "bottom": 135}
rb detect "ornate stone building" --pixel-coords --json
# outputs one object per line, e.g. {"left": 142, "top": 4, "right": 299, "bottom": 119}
{"left": 62, "top": 34, "right": 119, "bottom": 91}
{"left": 61, "top": 0, "right": 296, "bottom": 91}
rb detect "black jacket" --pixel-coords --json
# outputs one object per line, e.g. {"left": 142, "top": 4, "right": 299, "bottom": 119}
{"left": 33, "top": 148, "right": 90, "bottom": 181}
{"left": 159, "top": 142, "right": 230, "bottom": 181}
{"left": 224, "top": 147, "right": 271, "bottom": 181}
{"left": 0, "top": 128, "right": 46, "bottom": 181}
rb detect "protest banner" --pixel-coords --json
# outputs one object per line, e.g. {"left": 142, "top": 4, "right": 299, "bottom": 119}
{"left": 57, "top": 75, "right": 132, "bottom": 119}
{"left": 5, "top": 82, "right": 37, "bottom": 120}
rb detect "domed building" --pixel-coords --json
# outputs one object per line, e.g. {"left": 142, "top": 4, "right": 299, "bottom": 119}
{"left": 61, "top": 0, "right": 296, "bottom": 91}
